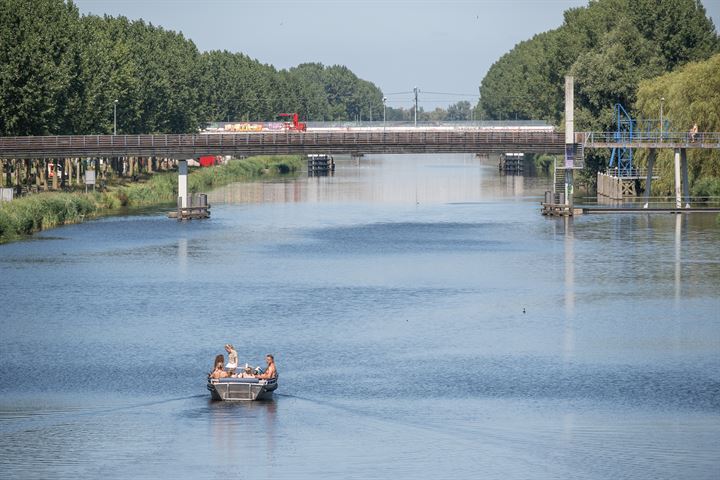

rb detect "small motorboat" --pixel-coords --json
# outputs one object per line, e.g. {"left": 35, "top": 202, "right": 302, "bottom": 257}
{"left": 207, "top": 376, "right": 278, "bottom": 401}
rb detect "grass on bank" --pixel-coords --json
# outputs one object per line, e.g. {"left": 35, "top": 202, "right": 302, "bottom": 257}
{"left": 0, "top": 155, "right": 303, "bottom": 243}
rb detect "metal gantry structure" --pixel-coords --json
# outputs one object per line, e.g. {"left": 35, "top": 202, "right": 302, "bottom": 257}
{"left": 608, "top": 103, "right": 635, "bottom": 176}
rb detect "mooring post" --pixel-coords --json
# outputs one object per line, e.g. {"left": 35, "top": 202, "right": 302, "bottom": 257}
{"left": 178, "top": 159, "right": 188, "bottom": 208}
{"left": 564, "top": 75, "right": 574, "bottom": 208}
{"left": 680, "top": 148, "right": 690, "bottom": 208}
{"left": 643, "top": 149, "right": 656, "bottom": 208}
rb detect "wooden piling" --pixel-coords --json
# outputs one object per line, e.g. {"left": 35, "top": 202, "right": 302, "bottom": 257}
{"left": 169, "top": 192, "right": 210, "bottom": 220}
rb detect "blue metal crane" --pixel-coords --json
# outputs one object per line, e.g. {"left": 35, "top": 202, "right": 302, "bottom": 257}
{"left": 608, "top": 103, "right": 635, "bottom": 176}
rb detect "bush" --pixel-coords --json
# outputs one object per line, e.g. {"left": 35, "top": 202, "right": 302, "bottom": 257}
{"left": 0, "top": 192, "right": 99, "bottom": 242}
{"left": 691, "top": 177, "right": 720, "bottom": 201}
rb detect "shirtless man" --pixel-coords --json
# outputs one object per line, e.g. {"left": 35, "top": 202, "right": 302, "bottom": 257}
{"left": 690, "top": 123, "right": 699, "bottom": 142}
{"left": 254, "top": 354, "right": 277, "bottom": 379}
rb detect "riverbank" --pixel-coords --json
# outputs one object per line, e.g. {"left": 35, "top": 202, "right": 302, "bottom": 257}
{"left": 0, "top": 155, "right": 303, "bottom": 243}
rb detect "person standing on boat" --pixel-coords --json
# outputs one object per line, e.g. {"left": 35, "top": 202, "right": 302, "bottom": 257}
{"left": 224, "top": 344, "right": 238, "bottom": 374}
{"left": 253, "top": 354, "right": 277, "bottom": 379}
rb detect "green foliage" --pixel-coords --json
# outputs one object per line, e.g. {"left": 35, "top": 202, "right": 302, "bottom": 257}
{"left": 691, "top": 177, "right": 720, "bottom": 199}
{"left": 0, "top": 1, "right": 383, "bottom": 134}
{"left": 285, "top": 63, "right": 384, "bottom": 121}
{"left": 446, "top": 101, "right": 472, "bottom": 121}
{"left": 635, "top": 53, "right": 720, "bottom": 196}
{"left": 0, "top": 192, "right": 96, "bottom": 241}
{"left": 478, "top": 0, "right": 719, "bottom": 184}
{"left": 478, "top": 0, "right": 718, "bottom": 127}
{"left": 532, "top": 154, "right": 556, "bottom": 174}
{"left": 187, "top": 156, "right": 303, "bottom": 194}
{"left": 480, "top": 30, "right": 562, "bottom": 123}
{"left": 0, "top": 0, "right": 79, "bottom": 135}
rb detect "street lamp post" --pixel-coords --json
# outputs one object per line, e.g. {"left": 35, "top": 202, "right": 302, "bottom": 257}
{"left": 113, "top": 99, "right": 118, "bottom": 135}
{"left": 413, "top": 86, "right": 418, "bottom": 127}
{"left": 478, "top": 87, "right": 483, "bottom": 125}
{"left": 383, "top": 97, "right": 387, "bottom": 128}
{"left": 659, "top": 97, "right": 664, "bottom": 141}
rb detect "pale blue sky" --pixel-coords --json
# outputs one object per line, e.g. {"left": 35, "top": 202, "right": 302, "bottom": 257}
{"left": 73, "top": 0, "right": 720, "bottom": 109}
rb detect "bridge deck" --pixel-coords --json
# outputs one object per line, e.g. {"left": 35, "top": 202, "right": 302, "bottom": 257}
{"left": 0, "top": 130, "right": 566, "bottom": 159}
{"left": 580, "top": 206, "right": 720, "bottom": 214}
{"left": 1, "top": 130, "right": 718, "bottom": 160}
{"left": 579, "top": 131, "right": 720, "bottom": 150}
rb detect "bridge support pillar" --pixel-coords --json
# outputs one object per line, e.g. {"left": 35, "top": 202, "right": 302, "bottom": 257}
{"left": 674, "top": 149, "right": 681, "bottom": 208}
{"left": 564, "top": 169, "right": 574, "bottom": 206}
{"left": 178, "top": 159, "right": 188, "bottom": 208}
{"left": 673, "top": 148, "right": 690, "bottom": 209}
{"left": 643, "top": 149, "right": 656, "bottom": 208}
{"left": 681, "top": 149, "right": 690, "bottom": 208}
{"left": 564, "top": 75, "right": 575, "bottom": 208}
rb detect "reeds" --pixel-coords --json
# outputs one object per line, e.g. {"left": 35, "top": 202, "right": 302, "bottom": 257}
{"left": 0, "top": 193, "right": 96, "bottom": 242}
{"left": 0, "top": 155, "right": 303, "bottom": 243}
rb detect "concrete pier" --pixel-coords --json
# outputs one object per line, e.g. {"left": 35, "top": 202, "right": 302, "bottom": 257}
{"left": 564, "top": 75, "right": 575, "bottom": 208}
{"left": 168, "top": 192, "right": 210, "bottom": 220}
{"left": 672, "top": 148, "right": 690, "bottom": 208}
{"left": 643, "top": 149, "right": 656, "bottom": 208}
{"left": 178, "top": 159, "right": 188, "bottom": 209}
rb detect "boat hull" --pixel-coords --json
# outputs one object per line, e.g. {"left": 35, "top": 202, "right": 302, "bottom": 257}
{"left": 207, "top": 377, "right": 278, "bottom": 401}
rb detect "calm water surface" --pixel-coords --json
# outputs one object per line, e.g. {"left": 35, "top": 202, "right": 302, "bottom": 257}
{"left": 1, "top": 154, "right": 719, "bottom": 479}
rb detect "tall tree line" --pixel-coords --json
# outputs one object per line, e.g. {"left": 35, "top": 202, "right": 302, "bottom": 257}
{"left": 0, "top": 0, "right": 385, "bottom": 136}
{"left": 478, "top": 0, "right": 718, "bottom": 126}
{"left": 476, "top": 0, "right": 719, "bottom": 183}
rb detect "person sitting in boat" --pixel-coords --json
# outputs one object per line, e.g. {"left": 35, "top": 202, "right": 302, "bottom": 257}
{"left": 209, "top": 354, "right": 229, "bottom": 379}
{"left": 224, "top": 344, "right": 238, "bottom": 373}
{"left": 253, "top": 354, "right": 277, "bottom": 379}
{"left": 230, "top": 364, "right": 255, "bottom": 378}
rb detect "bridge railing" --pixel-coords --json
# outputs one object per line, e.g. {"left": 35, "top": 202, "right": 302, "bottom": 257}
{"left": 0, "top": 130, "right": 569, "bottom": 158}
{"left": 0, "top": 130, "right": 566, "bottom": 147}
{"left": 580, "top": 131, "right": 720, "bottom": 146}
{"left": 603, "top": 167, "right": 657, "bottom": 179}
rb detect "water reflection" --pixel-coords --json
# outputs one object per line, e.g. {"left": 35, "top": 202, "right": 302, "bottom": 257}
{"left": 674, "top": 213, "right": 682, "bottom": 305}
{"left": 563, "top": 217, "right": 576, "bottom": 361}
{"left": 178, "top": 237, "right": 188, "bottom": 276}
{"left": 208, "top": 155, "right": 552, "bottom": 205}
{"left": 1, "top": 153, "right": 718, "bottom": 479}
{"left": 208, "top": 400, "right": 277, "bottom": 463}
{"left": 503, "top": 173, "right": 525, "bottom": 198}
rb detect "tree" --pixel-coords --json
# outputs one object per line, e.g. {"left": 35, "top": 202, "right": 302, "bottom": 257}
{"left": 0, "top": 2, "right": 386, "bottom": 134}
{"left": 0, "top": 0, "right": 79, "bottom": 135}
{"left": 635, "top": 53, "right": 720, "bottom": 196}
{"left": 478, "top": 0, "right": 719, "bottom": 186}
{"left": 446, "top": 101, "right": 472, "bottom": 121}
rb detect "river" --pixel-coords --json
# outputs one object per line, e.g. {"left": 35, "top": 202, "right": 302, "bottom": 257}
{"left": 1, "top": 154, "right": 718, "bottom": 479}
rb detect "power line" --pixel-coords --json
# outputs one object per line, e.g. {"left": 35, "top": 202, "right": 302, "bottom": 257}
{"left": 421, "top": 91, "right": 479, "bottom": 97}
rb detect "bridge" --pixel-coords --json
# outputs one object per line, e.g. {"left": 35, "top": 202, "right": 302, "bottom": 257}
{"left": 579, "top": 131, "right": 720, "bottom": 150}
{"left": 0, "top": 129, "right": 717, "bottom": 160}
{"left": 576, "top": 130, "right": 720, "bottom": 209}
{"left": 0, "top": 129, "right": 568, "bottom": 159}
